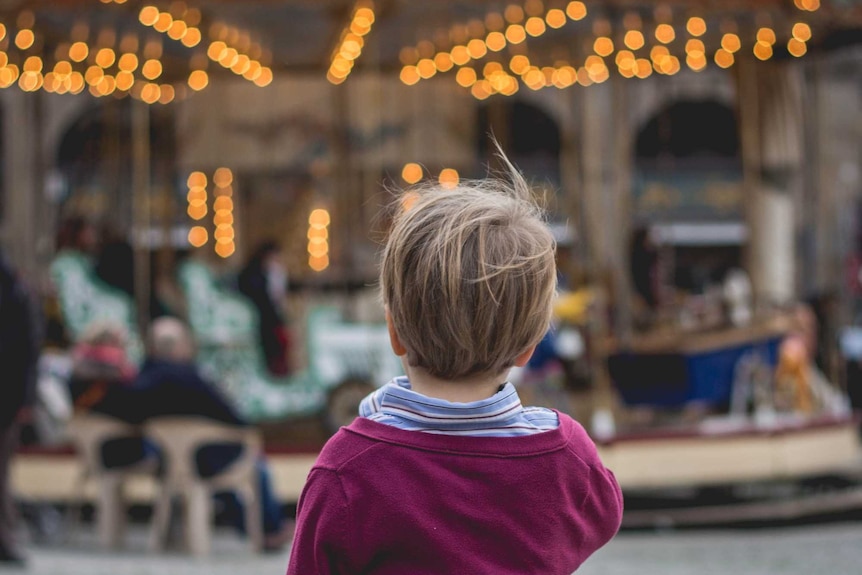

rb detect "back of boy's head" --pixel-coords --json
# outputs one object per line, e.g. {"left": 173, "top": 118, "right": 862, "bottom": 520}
{"left": 381, "top": 154, "right": 557, "bottom": 380}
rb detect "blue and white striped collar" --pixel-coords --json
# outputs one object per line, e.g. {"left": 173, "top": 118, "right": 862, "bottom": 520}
{"left": 358, "top": 376, "right": 559, "bottom": 436}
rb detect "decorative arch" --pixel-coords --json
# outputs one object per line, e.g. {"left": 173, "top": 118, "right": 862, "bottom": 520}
{"left": 56, "top": 99, "right": 177, "bottom": 225}
{"left": 476, "top": 99, "right": 561, "bottom": 186}
{"left": 633, "top": 99, "right": 743, "bottom": 223}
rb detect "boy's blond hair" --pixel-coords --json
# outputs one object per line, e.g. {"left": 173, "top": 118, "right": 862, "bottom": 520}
{"left": 381, "top": 157, "right": 556, "bottom": 380}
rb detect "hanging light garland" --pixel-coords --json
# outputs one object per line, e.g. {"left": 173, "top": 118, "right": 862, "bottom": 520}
{"left": 327, "top": 1, "right": 376, "bottom": 85}
{"left": 395, "top": 0, "right": 829, "bottom": 100}
{"left": 0, "top": 1, "right": 276, "bottom": 104}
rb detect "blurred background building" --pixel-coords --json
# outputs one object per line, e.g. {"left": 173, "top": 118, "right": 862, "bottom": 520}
{"left": 0, "top": 1, "right": 858, "bottom": 333}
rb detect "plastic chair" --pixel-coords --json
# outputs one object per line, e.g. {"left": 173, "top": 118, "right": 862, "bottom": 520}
{"left": 65, "top": 413, "right": 155, "bottom": 548}
{"left": 143, "top": 417, "right": 263, "bottom": 556}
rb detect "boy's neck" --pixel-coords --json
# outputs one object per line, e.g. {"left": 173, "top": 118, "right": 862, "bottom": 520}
{"left": 405, "top": 365, "right": 508, "bottom": 403}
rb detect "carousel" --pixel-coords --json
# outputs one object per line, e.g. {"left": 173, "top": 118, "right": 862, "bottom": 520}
{"left": 5, "top": 0, "right": 862, "bottom": 524}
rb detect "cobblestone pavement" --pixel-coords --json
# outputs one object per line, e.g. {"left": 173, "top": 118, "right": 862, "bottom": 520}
{"left": 5, "top": 522, "right": 861, "bottom": 574}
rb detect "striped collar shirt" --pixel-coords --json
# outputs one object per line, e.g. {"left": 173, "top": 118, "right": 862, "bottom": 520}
{"left": 358, "top": 376, "right": 559, "bottom": 437}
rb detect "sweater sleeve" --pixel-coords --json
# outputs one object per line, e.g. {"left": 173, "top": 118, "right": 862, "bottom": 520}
{"left": 564, "top": 416, "right": 624, "bottom": 557}
{"left": 286, "top": 467, "right": 354, "bottom": 575}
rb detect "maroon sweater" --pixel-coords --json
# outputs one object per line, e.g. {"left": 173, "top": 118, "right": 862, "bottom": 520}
{"left": 287, "top": 413, "right": 622, "bottom": 574}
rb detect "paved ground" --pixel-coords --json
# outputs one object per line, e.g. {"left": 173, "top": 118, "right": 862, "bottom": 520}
{"left": 5, "top": 522, "right": 861, "bottom": 574}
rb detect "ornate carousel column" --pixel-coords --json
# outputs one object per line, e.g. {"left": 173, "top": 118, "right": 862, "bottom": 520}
{"left": 580, "top": 75, "right": 634, "bottom": 340}
{"left": 1, "top": 91, "right": 41, "bottom": 277}
{"left": 739, "top": 57, "right": 805, "bottom": 307}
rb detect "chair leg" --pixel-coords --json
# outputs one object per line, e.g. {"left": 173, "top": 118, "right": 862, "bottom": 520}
{"left": 186, "top": 484, "right": 212, "bottom": 556}
{"left": 242, "top": 483, "right": 263, "bottom": 553}
{"left": 148, "top": 487, "right": 173, "bottom": 552}
{"left": 64, "top": 468, "right": 89, "bottom": 544}
{"left": 97, "top": 475, "right": 125, "bottom": 549}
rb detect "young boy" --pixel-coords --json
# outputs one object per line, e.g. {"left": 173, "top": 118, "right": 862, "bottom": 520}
{"left": 287, "top": 157, "right": 623, "bottom": 575}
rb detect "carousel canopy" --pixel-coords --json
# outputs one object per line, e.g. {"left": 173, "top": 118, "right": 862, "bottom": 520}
{"left": 0, "top": 0, "right": 858, "bottom": 102}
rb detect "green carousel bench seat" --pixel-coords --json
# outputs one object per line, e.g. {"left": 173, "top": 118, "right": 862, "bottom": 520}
{"left": 49, "top": 251, "right": 143, "bottom": 362}
{"left": 177, "top": 260, "right": 324, "bottom": 422}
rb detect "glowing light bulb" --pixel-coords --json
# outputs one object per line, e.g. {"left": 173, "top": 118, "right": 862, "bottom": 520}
{"left": 188, "top": 226, "right": 208, "bottom": 247}
{"left": 721, "top": 33, "right": 741, "bottom": 53}
{"left": 655, "top": 24, "right": 675, "bottom": 44}
{"left": 787, "top": 38, "right": 807, "bottom": 57}
{"left": 566, "top": 1, "right": 587, "bottom": 21}
{"left": 139, "top": 6, "right": 159, "bottom": 26}
{"left": 525, "top": 17, "right": 546, "bottom": 37}
{"left": 187, "top": 171, "right": 207, "bottom": 187}
{"left": 686, "top": 17, "right": 706, "bottom": 37}
{"left": 434, "top": 52, "right": 453, "bottom": 72}
{"left": 213, "top": 167, "right": 233, "bottom": 188}
{"left": 756, "top": 27, "right": 776, "bottom": 46}
{"left": 594, "top": 37, "right": 614, "bottom": 57}
{"left": 792, "top": 23, "right": 812, "bottom": 42}
{"left": 455, "top": 67, "right": 477, "bottom": 87}
{"left": 309, "top": 208, "right": 330, "bottom": 228}
{"left": 439, "top": 168, "right": 459, "bottom": 189}
{"left": 96, "top": 48, "right": 116, "bottom": 69}
{"left": 624, "top": 30, "right": 645, "bottom": 50}
{"left": 546, "top": 9, "right": 566, "bottom": 29}
{"left": 187, "top": 69, "right": 208, "bottom": 91}
{"left": 485, "top": 31, "right": 507, "bottom": 52}
{"left": 400, "top": 65, "right": 420, "bottom": 85}
{"left": 753, "top": 41, "right": 773, "bottom": 61}
{"left": 714, "top": 49, "right": 734, "bottom": 68}
{"left": 15, "top": 29, "right": 35, "bottom": 50}
{"left": 182, "top": 27, "right": 202, "bottom": 47}
{"left": 215, "top": 241, "right": 235, "bottom": 258}
{"left": 69, "top": 42, "right": 89, "bottom": 62}
{"left": 401, "top": 163, "right": 423, "bottom": 184}
{"left": 505, "top": 25, "right": 526, "bottom": 45}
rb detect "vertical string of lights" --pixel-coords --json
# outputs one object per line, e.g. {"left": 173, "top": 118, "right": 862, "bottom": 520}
{"left": 307, "top": 208, "right": 331, "bottom": 272}
{"left": 186, "top": 167, "right": 236, "bottom": 258}
{"left": 187, "top": 171, "right": 209, "bottom": 248}
{"left": 212, "top": 168, "right": 236, "bottom": 258}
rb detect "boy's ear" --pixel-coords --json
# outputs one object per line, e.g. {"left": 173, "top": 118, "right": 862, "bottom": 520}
{"left": 513, "top": 344, "right": 538, "bottom": 368}
{"left": 385, "top": 307, "right": 408, "bottom": 357}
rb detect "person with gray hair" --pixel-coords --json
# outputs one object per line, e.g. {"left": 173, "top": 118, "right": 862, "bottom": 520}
{"left": 74, "top": 317, "right": 291, "bottom": 552}
{"left": 132, "top": 317, "right": 290, "bottom": 551}
{"left": 148, "top": 316, "right": 195, "bottom": 362}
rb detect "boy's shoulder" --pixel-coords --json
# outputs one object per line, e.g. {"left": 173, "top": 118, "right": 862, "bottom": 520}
{"left": 312, "top": 422, "right": 384, "bottom": 472}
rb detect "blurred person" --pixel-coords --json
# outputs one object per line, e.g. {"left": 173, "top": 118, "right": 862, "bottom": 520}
{"left": 629, "top": 226, "right": 660, "bottom": 311}
{"left": 55, "top": 216, "right": 98, "bottom": 258}
{"left": 128, "top": 318, "right": 290, "bottom": 551}
{"left": 287, "top": 152, "right": 622, "bottom": 574}
{"left": 238, "top": 241, "right": 290, "bottom": 376}
{"left": 94, "top": 224, "right": 135, "bottom": 297}
{"left": 69, "top": 323, "right": 137, "bottom": 409}
{"left": 0, "top": 253, "right": 40, "bottom": 565}
{"left": 68, "top": 322, "right": 149, "bottom": 469}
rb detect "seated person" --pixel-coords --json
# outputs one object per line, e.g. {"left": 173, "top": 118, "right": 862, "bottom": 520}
{"left": 68, "top": 323, "right": 151, "bottom": 469}
{"left": 69, "top": 323, "right": 137, "bottom": 408}
{"left": 72, "top": 318, "right": 291, "bottom": 551}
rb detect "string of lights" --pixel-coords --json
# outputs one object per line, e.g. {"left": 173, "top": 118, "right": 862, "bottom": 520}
{"left": 397, "top": 0, "right": 820, "bottom": 99}
{"left": 308, "top": 208, "right": 331, "bottom": 272}
{"left": 327, "top": 1, "right": 376, "bottom": 85}
{"left": 186, "top": 168, "right": 237, "bottom": 258}
{"left": 0, "top": 1, "right": 276, "bottom": 104}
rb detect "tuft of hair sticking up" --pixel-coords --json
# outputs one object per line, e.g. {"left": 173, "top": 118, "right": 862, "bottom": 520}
{"left": 381, "top": 147, "right": 557, "bottom": 380}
